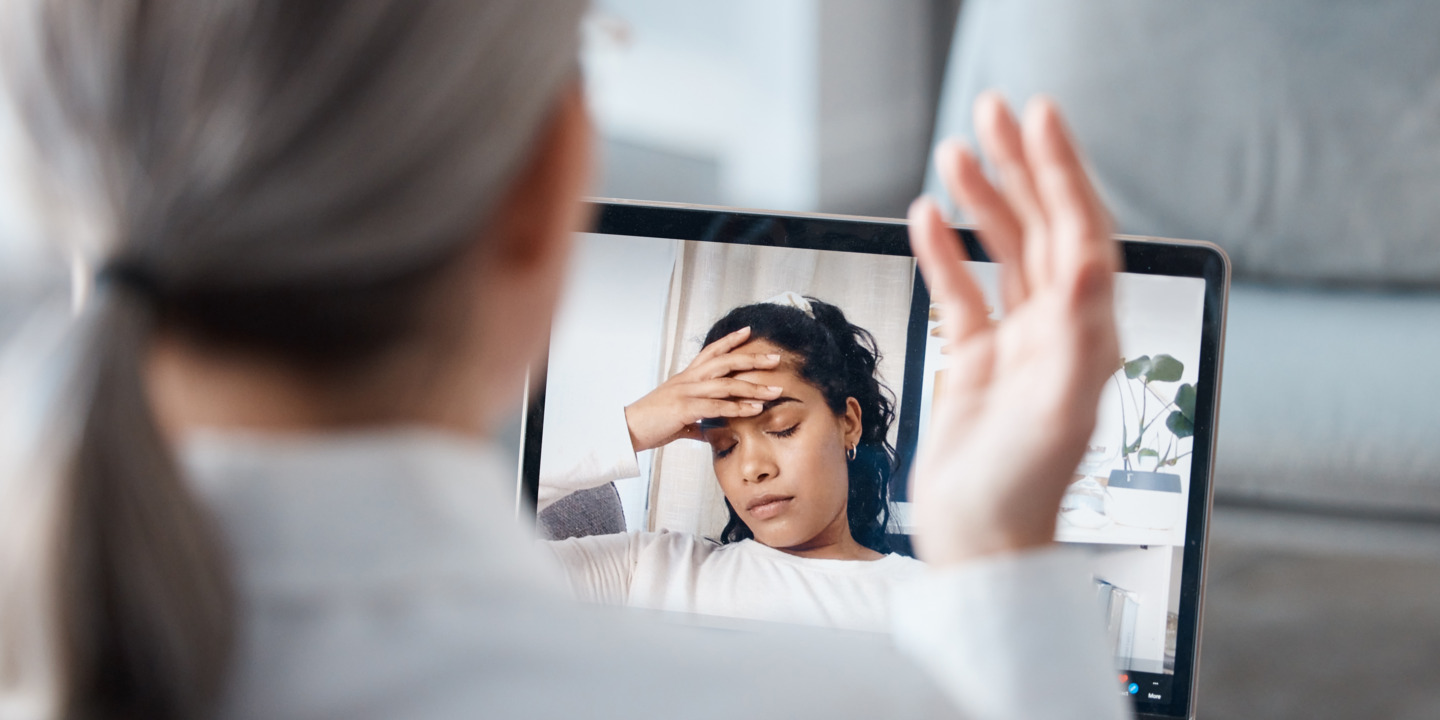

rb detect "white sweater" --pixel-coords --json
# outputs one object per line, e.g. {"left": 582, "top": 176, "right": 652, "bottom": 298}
{"left": 540, "top": 407, "right": 927, "bottom": 631}
{"left": 184, "top": 429, "right": 1128, "bottom": 720}
{"left": 549, "top": 530, "right": 925, "bottom": 631}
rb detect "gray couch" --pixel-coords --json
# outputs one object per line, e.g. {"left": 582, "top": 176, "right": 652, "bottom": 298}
{"left": 929, "top": 0, "right": 1440, "bottom": 520}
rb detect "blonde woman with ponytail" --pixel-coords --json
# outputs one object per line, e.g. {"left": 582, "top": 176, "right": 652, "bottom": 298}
{"left": 0, "top": 2, "right": 1127, "bottom": 719}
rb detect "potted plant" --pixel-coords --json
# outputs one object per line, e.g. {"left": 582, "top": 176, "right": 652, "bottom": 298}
{"left": 1104, "top": 354, "right": 1196, "bottom": 531}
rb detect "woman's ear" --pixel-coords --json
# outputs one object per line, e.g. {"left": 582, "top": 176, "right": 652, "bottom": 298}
{"left": 431, "top": 81, "right": 594, "bottom": 437}
{"left": 842, "top": 397, "right": 863, "bottom": 448}
{"left": 487, "top": 81, "right": 593, "bottom": 271}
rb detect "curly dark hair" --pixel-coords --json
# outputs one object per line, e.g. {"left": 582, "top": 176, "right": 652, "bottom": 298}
{"left": 702, "top": 297, "right": 897, "bottom": 553}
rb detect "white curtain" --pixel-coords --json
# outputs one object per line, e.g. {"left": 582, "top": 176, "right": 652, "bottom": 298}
{"left": 646, "top": 240, "right": 916, "bottom": 538}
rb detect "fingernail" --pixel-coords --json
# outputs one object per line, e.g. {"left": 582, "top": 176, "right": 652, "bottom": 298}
{"left": 936, "top": 137, "right": 971, "bottom": 164}
{"left": 1027, "top": 94, "right": 1056, "bottom": 118}
{"left": 747, "top": 401, "right": 764, "bottom": 410}
{"left": 766, "top": 354, "right": 781, "bottom": 362}
{"left": 736, "top": 326, "right": 751, "bottom": 335}
{"left": 953, "top": 140, "right": 976, "bottom": 164}
{"left": 767, "top": 385, "right": 783, "bottom": 393}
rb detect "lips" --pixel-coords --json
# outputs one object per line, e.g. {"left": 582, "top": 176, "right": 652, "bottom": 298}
{"left": 745, "top": 493, "right": 795, "bottom": 520}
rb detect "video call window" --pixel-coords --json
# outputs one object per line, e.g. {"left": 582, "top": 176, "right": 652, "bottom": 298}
{"left": 535, "top": 231, "right": 1205, "bottom": 680}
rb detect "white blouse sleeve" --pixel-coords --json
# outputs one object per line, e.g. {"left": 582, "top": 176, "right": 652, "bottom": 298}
{"left": 535, "top": 405, "right": 642, "bottom": 512}
{"left": 543, "top": 531, "right": 641, "bottom": 605}
{"left": 890, "top": 546, "right": 1130, "bottom": 720}
{"left": 543, "top": 530, "right": 693, "bottom": 608}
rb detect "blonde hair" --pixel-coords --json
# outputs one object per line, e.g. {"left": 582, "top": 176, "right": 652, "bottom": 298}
{"left": 0, "top": 1, "right": 585, "bottom": 717}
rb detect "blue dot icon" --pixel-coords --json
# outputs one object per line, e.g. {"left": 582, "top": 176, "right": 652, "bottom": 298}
{"left": 1127, "top": 683, "right": 1139, "bottom": 695}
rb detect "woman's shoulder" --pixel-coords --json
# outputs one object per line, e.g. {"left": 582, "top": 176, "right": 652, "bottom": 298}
{"left": 858, "top": 550, "right": 929, "bottom": 580}
{"left": 877, "top": 551, "right": 929, "bottom": 577}
{"left": 617, "top": 528, "right": 724, "bottom": 560}
{"left": 549, "top": 528, "right": 715, "bottom": 553}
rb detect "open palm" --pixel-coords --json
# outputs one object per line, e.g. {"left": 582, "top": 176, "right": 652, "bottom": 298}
{"left": 907, "top": 93, "right": 1120, "bottom": 567}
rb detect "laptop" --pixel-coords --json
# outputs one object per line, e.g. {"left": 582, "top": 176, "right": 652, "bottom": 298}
{"left": 520, "top": 198, "right": 1228, "bottom": 720}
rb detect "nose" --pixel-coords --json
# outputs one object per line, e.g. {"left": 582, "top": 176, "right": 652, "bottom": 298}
{"left": 738, "top": 438, "right": 778, "bottom": 484}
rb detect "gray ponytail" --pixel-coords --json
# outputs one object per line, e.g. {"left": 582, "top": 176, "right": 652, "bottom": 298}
{"left": 58, "top": 289, "right": 234, "bottom": 718}
{"left": 0, "top": 1, "right": 586, "bottom": 717}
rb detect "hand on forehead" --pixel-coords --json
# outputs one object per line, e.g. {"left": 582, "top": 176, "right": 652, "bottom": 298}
{"left": 701, "top": 343, "right": 816, "bottom": 429}
{"left": 727, "top": 338, "right": 799, "bottom": 381}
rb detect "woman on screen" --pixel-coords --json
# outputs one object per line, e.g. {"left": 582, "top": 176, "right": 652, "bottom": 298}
{"left": 541, "top": 293, "right": 924, "bottom": 631}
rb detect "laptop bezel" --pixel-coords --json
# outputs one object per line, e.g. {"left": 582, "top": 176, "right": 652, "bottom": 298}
{"left": 520, "top": 198, "right": 1229, "bottom": 720}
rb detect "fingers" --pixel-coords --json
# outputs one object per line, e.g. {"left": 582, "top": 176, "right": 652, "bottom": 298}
{"left": 685, "top": 328, "right": 786, "bottom": 384}
{"left": 693, "top": 398, "right": 767, "bottom": 420}
{"left": 974, "top": 91, "right": 1052, "bottom": 287}
{"left": 1020, "top": 97, "right": 1118, "bottom": 300}
{"left": 936, "top": 139, "right": 1025, "bottom": 266}
{"left": 908, "top": 196, "right": 989, "bottom": 343}
{"left": 948, "top": 93, "right": 1117, "bottom": 308}
{"left": 1023, "top": 98, "right": 1103, "bottom": 227}
{"left": 934, "top": 138, "right": 1029, "bottom": 309}
{"left": 670, "top": 378, "right": 781, "bottom": 429}
{"left": 669, "top": 396, "right": 769, "bottom": 444}
{"left": 689, "top": 377, "right": 782, "bottom": 402}
{"left": 693, "top": 326, "right": 753, "bottom": 366}
{"left": 625, "top": 370, "right": 777, "bottom": 451}
{"left": 1015, "top": 99, "right": 1119, "bottom": 397}
{"left": 692, "top": 350, "right": 782, "bottom": 381}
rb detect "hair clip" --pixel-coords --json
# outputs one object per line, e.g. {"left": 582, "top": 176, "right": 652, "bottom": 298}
{"left": 762, "top": 291, "right": 814, "bottom": 319}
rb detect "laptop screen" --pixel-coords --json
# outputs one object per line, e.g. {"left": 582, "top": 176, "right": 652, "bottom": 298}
{"left": 523, "top": 201, "right": 1226, "bottom": 719}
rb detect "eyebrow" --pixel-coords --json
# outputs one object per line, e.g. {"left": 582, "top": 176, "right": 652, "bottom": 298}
{"left": 699, "top": 397, "right": 801, "bottom": 429}
{"left": 761, "top": 396, "right": 801, "bottom": 412}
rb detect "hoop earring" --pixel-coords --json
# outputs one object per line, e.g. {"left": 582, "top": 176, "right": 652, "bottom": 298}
{"left": 846, "top": 445, "right": 857, "bottom": 462}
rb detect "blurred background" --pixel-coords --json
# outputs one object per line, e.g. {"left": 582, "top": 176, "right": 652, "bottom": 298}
{"left": 583, "top": 0, "right": 960, "bottom": 216}
{"left": 5, "top": 1, "right": 1440, "bottom": 718}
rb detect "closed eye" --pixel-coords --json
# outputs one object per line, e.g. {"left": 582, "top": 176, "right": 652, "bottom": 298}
{"left": 713, "top": 424, "right": 798, "bottom": 459}
{"left": 769, "top": 424, "right": 799, "bottom": 438}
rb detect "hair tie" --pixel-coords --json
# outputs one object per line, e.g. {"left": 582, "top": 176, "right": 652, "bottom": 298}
{"left": 96, "top": 259, "right": 164, "bottom": 302}
{"left": 762, "top": 291, "right": 814, "bottom": 319}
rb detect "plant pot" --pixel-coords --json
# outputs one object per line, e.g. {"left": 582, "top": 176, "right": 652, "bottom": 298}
{"left": 1104, "top": 469, "right": 1184, "bottom": 531}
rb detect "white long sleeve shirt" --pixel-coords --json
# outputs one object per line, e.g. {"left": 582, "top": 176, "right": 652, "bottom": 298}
{"left": 541, "top": 407, "right": 928, "bottom": 632}
{"left": 550, "top": 530, "right": 926, "bottom": 631}
{"left": 183, "top": 428, "right": 1130, "bottom": 720}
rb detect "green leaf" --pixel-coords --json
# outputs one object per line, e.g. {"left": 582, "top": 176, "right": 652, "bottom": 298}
{"left": 1146, "top": 354, "right": 1184, "bottom": 383}
{"left": 1174, "top": 383, "right": 1196, "bottom": 421}
{"left": 1123, "top": 356, "right": 1152, "bottom": 380}
{"left": 1165, "top": 410, "right": 1195, "bottom": 439}
{"left": 1138, "top": 448, "right": 1159, "bottom": 459}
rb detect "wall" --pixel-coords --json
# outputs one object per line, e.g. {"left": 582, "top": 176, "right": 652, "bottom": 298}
{"left": 586, "top": 0, "right": 946, "bottom": 217}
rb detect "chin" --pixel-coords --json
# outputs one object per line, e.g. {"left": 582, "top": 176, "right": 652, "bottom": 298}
{"left": 749, "top": 525, "right": 811, "bottom": 550}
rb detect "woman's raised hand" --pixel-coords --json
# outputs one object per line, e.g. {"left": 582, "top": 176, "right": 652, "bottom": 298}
{"left": 624, "top": 327, "right": 784, "bottom": 453}
{"left": 907, "top": 93, "right": 1120, "bottom": 567}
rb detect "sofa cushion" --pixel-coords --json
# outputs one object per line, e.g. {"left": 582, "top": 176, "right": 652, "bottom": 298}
{"left": 538, "top": 483, "right": 627, "bottom": 540}
{"left": 931, "top": 0, "right": 1440, "bottom": 286}
{"left": 1216, "top": 284, "right": 1440, "bottom": 516}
